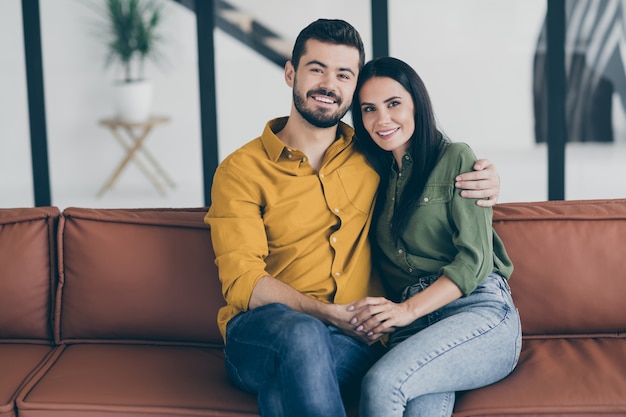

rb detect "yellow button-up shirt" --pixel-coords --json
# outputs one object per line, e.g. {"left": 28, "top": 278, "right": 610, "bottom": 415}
{"left": 205, "top": 117, "right": 382, "bottom": 341}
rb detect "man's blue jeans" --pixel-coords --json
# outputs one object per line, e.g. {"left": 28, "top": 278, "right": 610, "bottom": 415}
{"left": 224, "top": 303, "right": 384, "bottom": 417}
{"left": 360, "top": 273, "right": 522, "bottom": 417}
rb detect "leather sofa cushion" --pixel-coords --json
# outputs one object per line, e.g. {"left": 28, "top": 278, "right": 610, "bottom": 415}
{"left": 454, "top": 337, "right": 626, "bottom": 416}
{"left": 16, "top": 344, "right": 258, "bottom": 417}
{"left": 493, "top": 199, "right": 626, "bottom": 335}
{"left": 0, "top": 207, "right": 58, "bottom": 341}
{"left": 0, "top": 345, "right": 56, "bottom": 417}
{"left": 56, "top": 208, "right": 224, "bottom": 346}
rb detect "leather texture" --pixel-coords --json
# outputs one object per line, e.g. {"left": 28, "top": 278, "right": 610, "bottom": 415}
{"left": 1, "top": 200, "right": 625, "bottom": 416}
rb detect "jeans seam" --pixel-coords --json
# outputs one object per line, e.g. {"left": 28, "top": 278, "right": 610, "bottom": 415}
{"left": 394, "top": 305, "right": 512, "bottom": 401}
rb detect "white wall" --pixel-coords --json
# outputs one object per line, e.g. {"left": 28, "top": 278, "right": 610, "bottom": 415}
{"left": 2, "top": 0, "right": 625, "bottom": 208}
{"left": 38, "top": 0, "right": 203, "bottom": 208}
{"left": 0, "top": 0, "right": 33, "bottom": 207}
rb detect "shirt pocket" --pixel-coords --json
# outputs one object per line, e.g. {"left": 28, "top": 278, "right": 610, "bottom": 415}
{"left": 335, "top": 163, "right": 379, "bottom": 215}
{"left": 416, "top": 184, "right": 453, "bottom": 206}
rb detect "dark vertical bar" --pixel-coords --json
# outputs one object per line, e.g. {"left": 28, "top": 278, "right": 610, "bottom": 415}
{"left": 546, "top": 0, "right": 566, "bottom": 200}
{"left": 371, "top": 0, "right": 389, "bottom": 58}
{"left": 196, "top": 0, "right": 219, "bottom": 207}
{"left": 22, "top": 0, "right": 51, "bottom": 207}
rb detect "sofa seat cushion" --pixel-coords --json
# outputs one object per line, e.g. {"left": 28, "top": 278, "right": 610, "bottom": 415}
{"left": 453, "top": 337, "right": 626, "bottom": 416}
{"left": 0, "top": 344, "right": 56, "bottom": 417}
{"left": 17, "top": 344, "right": 258, "bottom": 417}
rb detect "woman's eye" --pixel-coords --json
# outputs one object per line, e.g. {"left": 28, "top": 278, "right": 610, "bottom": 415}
{"left": 362, "top": 106, "right": 375, "bottom": 113}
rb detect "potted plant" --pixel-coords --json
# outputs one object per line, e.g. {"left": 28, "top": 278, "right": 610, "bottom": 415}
{"left": 100, "top": 0, "right": 164, "bottom": 123}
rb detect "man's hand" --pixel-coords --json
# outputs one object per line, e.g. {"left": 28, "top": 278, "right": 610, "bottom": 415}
{"left": 455, "top": 158, "right": 500, "bottom": 207}
{"left": 324, "top": 303, "right": 379, "bottom": 344}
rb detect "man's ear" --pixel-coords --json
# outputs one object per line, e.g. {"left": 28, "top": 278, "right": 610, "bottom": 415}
{"left": 284, "top": 60, "right": 295, "bottom": 88}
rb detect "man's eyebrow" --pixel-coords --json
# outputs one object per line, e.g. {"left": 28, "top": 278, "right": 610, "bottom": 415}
{"left": 304, "top": 59, "right": 327, "bottom": 68}
{"left": 304, "top": 60, "right": 356, "bottom": 76}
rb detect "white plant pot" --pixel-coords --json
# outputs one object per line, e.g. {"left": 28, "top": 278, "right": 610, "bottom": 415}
{"left": 112, "top": 80, "right": 153, "bottom": 123}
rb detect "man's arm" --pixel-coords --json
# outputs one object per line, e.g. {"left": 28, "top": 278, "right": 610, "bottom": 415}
{"left": 455, "top": 158, "right": 500, "bottom": 207}
{"left": 249, "top": 275, "right": 326, "bottom": 312}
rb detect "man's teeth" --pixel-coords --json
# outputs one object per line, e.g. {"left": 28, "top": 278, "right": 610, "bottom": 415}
{"left": 315, "top": 96, "right": 334, "bottom": 104}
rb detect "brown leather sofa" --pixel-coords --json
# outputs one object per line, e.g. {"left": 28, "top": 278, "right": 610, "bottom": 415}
{"left": 1, "top": 199, "right": 625, "bottom": 417}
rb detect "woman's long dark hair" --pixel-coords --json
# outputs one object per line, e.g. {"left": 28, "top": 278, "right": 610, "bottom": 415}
{"left": 351, "top": 57, "right": 446, "bottom": 239}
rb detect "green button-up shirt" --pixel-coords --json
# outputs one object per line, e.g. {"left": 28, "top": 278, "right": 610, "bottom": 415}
{"left": 374, "top": 141, "right": 513, "bottom": 300}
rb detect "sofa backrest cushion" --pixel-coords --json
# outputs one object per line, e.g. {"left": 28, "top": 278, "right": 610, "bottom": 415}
{"left": 0, "top": 207, "right": 59, "bottom": 342}
{"left": 493, "top": 199, "right": 626, "bottom": 336}
{"left": 56, "top": 207, "right": 224, "bottom": 346}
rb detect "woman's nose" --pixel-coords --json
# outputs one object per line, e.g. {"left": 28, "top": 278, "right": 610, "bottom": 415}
{"left": 376, "top": 109, "right": 391, "bottom": 125}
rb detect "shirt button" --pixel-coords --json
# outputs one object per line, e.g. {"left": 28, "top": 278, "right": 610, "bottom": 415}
{"left": 287, "top": 154, "right": 293, "bottom": 159}
{"left": 334, "top": 272, "right": 341, "bottom": 277}
{"left": 398, "top": 249, "right": 403, "bottom": 254}
{"left": 319, "top": 173, "right": 325, "bottom": 179}
{"left": 334, "top": 208, "right": 340, "bottom": 213}
{"left": 404, "top": 155, "right": 410, "bottom": 160}
{"left": 331, "top": 237, "right": 337, "bottom": 243}
{"left": 423, "top": 197, "right": 429, "bottom": 202}
{"left": 408, "top": 267, "right": 413, "bottom": 272}
{"left": 302, "top": 157, "right": 307, "bottom": 162}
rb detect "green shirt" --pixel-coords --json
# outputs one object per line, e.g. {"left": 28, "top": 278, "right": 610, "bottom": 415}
{"left": 374, "top": 141, "right": 513, "bottom": 299}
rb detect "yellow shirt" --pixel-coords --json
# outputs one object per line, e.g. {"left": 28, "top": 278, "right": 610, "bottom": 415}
{"left": 204, "top": 117, "right": 382, "bottom": 341}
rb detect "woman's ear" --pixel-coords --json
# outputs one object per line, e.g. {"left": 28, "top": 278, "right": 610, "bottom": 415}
{"left": 284, "top": 60, "right": 295, "bottom": 88}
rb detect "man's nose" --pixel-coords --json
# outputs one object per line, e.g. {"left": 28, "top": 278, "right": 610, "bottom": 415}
{"left": 318, "top": 73, "right": 337, "bottom": 92}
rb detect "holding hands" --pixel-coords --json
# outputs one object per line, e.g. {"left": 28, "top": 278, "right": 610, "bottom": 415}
{"left": 345, "top": 276, "right": 464, "bottom": 343}
{"left": 346, "top": 297, "right": 411, "bottom": 342}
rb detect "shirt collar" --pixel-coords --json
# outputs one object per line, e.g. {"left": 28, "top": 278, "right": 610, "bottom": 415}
{"left": 260, "top": 117, "right": 355, "bottom": 162}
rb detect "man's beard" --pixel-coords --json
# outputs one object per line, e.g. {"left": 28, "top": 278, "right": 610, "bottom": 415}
{"left": 293, "top": 86, "right": 350, "bottom": 129}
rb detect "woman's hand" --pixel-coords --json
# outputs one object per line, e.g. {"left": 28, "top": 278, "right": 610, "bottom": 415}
{"left": 348, "top": 297, "right": 416, "bottom": 341}
{"left": 321, "top": 303, "right": 379, "bottom": 344}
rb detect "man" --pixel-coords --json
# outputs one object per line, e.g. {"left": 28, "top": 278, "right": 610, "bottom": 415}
{"left": 204, "top": 19, "right": 500, "bottom": 417}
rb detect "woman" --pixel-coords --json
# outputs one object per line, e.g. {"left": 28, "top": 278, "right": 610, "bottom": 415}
{"left": 348, "top": 57, "right": 522, "bottom": 417}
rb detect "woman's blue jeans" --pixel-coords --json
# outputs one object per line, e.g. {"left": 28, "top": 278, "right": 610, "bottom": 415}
{"left": 360, "top": 273, "right": 522, "bottom": 417}
{"left": 224, "top": 303, "right": 384, "bottom": 417}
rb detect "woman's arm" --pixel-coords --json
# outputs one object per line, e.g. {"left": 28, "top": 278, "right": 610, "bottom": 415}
{"left": 348, "top": 276, "right": 462, "bottom": 341}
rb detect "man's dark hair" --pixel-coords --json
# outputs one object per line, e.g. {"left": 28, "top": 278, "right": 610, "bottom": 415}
{"left": 290, "top": 19, "right": 365, "bottom": 70}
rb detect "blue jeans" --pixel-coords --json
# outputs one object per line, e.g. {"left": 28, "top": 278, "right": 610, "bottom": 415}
{"left": 225, "top": 303, "right": 384, "bottom": 417}
{"left": 360, "top": 273, "right": 522, "bottom": 417}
